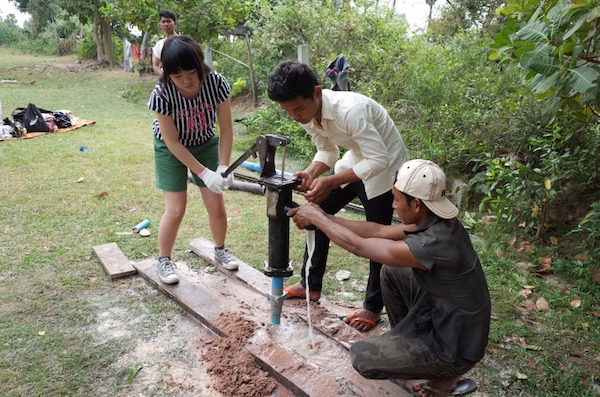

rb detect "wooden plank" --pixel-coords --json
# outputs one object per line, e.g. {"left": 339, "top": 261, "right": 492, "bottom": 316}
{"left": 133, "top": 258, "right": 413, "bottom": 397}
{"left": 93, "top": 242, "right": 136, "bottom": 279}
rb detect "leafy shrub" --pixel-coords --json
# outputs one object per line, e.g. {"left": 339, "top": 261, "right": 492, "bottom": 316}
{"left": 74, "top": 24, "right": 96, "bottom": 60}
{"left": 396, "top": 33, "right": 548, "bottom": 172}
{"left": 2, "top": 11, "right": 84, "bottom": 56}
{"left": 230, "top": 77, "right": 247, "bottom": 98}
{"left": 75, "top": 26, "right": 123, "bottom": 63}
{"left": 133, "top": 56, "right": 152, "bottom": 75}
{"left": 122, "top": 82, "right": 156, "bottom": 103}
{"left": 243, "top": 0, "right": 410, "bottom": 98}
{"left": 0, "top": 19, "right": 26, "bottom": 46}
{"left": 568, "top": 201, "right": 600, "bottom": 261}
{"left": 469, "top": 123, "right": 593, "bottom": 238}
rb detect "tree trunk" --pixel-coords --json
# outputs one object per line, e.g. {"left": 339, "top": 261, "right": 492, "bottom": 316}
{"left": 140, "top": 31, "right": 148, "bottom": 60}
{"left": 102, "top": 17, "right": 111, "bottom": 65}
{"left": 426, "top": 0, "right": 436, "bottom": 31}
{"left": 93, "top": 11, "right": 111, "bottom": 64}
{"left": 93, "top": 12, "right": 103, "bottom": 62}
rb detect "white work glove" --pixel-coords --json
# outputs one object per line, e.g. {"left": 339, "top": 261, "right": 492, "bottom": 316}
{"left": 217, "top": 164, "right": 234, "bottom": 190}
{"left": 198, "top": 168, "right": 224, "bottom": 194}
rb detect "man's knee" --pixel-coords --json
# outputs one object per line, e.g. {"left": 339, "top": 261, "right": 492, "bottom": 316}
{"left": 350, "top": 343, "right": 375, "bottom": 378}
{"left": 350, "top": 340, "right": 391, "bottom": 380}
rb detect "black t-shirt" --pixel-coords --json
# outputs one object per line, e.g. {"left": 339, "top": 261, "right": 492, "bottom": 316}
{"left": 405, "top": 214, "right": 491, "bottom": 363}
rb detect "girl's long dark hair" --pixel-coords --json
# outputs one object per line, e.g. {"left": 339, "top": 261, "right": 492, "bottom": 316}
{"left": 159, "top": 35, "right": 211, "bottom": 88}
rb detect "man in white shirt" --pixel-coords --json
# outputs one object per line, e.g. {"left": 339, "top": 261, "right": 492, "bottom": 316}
{"left": 152, "top": 10, "right": 178, "bottom": 76}
{"left": 267, "top": 60, "right": 408, "bottom": 332}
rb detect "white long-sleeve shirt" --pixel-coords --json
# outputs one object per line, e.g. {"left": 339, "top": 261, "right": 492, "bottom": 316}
{"left": 302, "top": 89, "right": 408, "bottom": 199}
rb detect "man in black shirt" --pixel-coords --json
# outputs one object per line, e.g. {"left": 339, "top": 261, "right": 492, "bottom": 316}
{"left": 288, "top": 159, "right": 490, "bottom": 396}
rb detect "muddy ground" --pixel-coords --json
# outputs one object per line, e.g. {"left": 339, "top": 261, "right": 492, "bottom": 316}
{"left": 90, "top": 256, "right": 491, "bottom": 397}
{"left": 89, "top": 262, "right": 289, "bottom": 397}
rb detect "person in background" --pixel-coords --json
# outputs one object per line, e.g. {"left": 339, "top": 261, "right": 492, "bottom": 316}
{"left": 288, "top": 159, "right": 489, "bottom": 397}
{"left": 267, "top": 60, "right": 408, "bottom": 332}
{"left": 152, "top": 10, "right": 178, "bottom": 76}
{"left": 148, "top": 35, "right": 240, "bottom": 284}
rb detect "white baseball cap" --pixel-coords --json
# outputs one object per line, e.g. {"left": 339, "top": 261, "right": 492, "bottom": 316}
{"left": 394, "top": 159, "right": 459, "bottom": 219}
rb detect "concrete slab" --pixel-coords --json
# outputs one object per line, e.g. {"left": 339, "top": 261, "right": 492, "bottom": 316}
{"left": 93, "top": 242, "right": 136, "bottom": 279}
{"left": 133, "top": 258, "right": 414, "bottom": 397}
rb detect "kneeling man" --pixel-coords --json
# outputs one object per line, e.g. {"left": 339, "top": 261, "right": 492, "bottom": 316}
{"left": 288, "top": 159, "right": 490, "bottom": 397}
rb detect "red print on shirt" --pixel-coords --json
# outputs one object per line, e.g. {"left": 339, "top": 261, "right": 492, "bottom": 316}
{"left": 177, "top": 103, "right": 214, "bottom": 133}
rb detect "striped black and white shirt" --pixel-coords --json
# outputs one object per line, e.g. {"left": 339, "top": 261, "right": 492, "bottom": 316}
{"left": 148, "top": 70, "right": 231, "bottom": 146}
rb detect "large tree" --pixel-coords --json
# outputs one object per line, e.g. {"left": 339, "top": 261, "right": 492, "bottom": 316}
{"left": 14, "top": 0, "right": 254, "bottom": 64}
{"left": 100, "top": 0, "right": 165, "bottom": 59}
{"left": 13, "top": 0, "right": 55, "bottom": 36}
{"left": 54, "top": 0, "right": 112, "bottom": 63}
{"left": 101, "top": 0, "right": 254, "bottom": 59}
{"left": 490, "top": 0, "right": 600, "bottom": 121}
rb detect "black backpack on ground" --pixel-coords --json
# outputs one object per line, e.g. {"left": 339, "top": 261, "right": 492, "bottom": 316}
{"left": 12, "top": 103, "right": 50, "bottom": 132}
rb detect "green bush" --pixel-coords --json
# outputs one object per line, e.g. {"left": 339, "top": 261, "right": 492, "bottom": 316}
{"left": 469, "top": 121, "right": 599, "bottom": 238}
{"left": 243, "top": 0, "right": 410, "bottom": 97}
{"left": 0, "top": 20, "right": 26, "bottom": 46}
{"left": 237, "top": 102, "right": 315, "bottom": 165}
{"left": 230, "top": 77, "right": 247, "bottom": 98}
{"left": 213, "top": 1, "right": 600, "bottom": 244}
{"left": 206, "top": 37, "right": 254, "bottom": 98}
{"left": 569, "top": 200, "right": 600, "bottom": 261}
{"left": 75, "top": 26, "right": 123, "bottom": 63}
{"left": 122, "top": 81, "right": 156, "bottom": 103}
{"left": 74, "top": 27, "right": 97, "bottom": 60}
{"left": 1, "top": 12, "right": 84, "bottom": 56}
{"left": 133, "top": 56, "right": 153, "bottom": 75}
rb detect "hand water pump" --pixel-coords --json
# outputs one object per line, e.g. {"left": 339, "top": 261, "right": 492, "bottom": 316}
{"left": 221, "top": 134, "right": 299, "bottom": 324}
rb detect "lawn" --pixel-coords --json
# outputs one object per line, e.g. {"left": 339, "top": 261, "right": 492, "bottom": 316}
{"left": 0, "top": 48, "right": 598, "bottom": 396}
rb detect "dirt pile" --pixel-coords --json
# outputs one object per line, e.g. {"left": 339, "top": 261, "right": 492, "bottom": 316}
{"left": 201, "top": 312, "right": 277, "bottom": 397}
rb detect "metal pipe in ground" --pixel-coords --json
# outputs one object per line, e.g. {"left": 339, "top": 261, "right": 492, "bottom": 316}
{"left": 229, "top": 180, "right": 265, "bottom": 195}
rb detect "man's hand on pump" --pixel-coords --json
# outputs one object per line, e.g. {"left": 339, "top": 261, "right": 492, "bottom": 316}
{"left": 292, "top": 171, "right": 313, "bottom": 192}
{"left": 287, "top": 203, "right": 325, "bottom": 230}
{"left": 304, "top": 176, "right": 337, "bottom": 204}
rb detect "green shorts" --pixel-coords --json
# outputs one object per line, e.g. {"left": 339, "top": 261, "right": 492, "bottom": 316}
{"left": 154, "top": 135, "right": 220, "bottom": 192}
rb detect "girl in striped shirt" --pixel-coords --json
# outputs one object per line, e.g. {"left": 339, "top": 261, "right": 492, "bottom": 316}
{"left": 148, "top": 35, "right": 239, "bottom": 284}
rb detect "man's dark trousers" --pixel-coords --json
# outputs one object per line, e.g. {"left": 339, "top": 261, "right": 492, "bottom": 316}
{"left": 299, "top": 179, "right": 393, "bottom": 314}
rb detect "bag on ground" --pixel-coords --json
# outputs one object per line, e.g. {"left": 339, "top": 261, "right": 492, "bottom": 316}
{"left": 53, "top": 111, "right": 72, "bottom": 129}
{"left": 12, "top": 103, "right": 50, "bottom": 132}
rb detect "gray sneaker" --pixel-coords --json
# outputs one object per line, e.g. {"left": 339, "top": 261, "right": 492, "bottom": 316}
{"left": 214, "top": 247, "right": 239, "bottom": 270}
{"left": 157, "top": 257, "right": 179, "bottom": 284}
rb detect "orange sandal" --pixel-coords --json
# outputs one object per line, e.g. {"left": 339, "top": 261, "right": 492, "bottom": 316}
{"left": 283, "top": 287, "right": 304, "bottom": 299}
{"left": 283, "top": 286, "right": 320, "bottom": 302}
{"left": 339, "top": 311, "right": 382, "bottom": 331}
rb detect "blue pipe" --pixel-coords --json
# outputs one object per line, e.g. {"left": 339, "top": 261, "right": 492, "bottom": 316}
{"left": 270, "top": 277, "right": 284, "bottom": 325}
{"left": 242, "top": 161, "right": 293, "bottom": 178}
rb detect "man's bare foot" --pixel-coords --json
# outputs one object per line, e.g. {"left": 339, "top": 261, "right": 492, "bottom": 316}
{"left": 341, "top": 308, "right": 381, "bottom": 332}
{"left": 283, "top": 282, "right": 321, "bottom": 301}
{"left": 413, "top": 376, "right": 461, "bottom": 396}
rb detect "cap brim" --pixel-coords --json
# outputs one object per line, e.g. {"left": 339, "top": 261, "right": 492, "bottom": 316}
{"left": 422, "top": 198, "right": 459, "bottom": 219}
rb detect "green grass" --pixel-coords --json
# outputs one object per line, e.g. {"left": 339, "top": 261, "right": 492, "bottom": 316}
{"left": 0, "top": 48, "right": 599, "bottom": 396}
